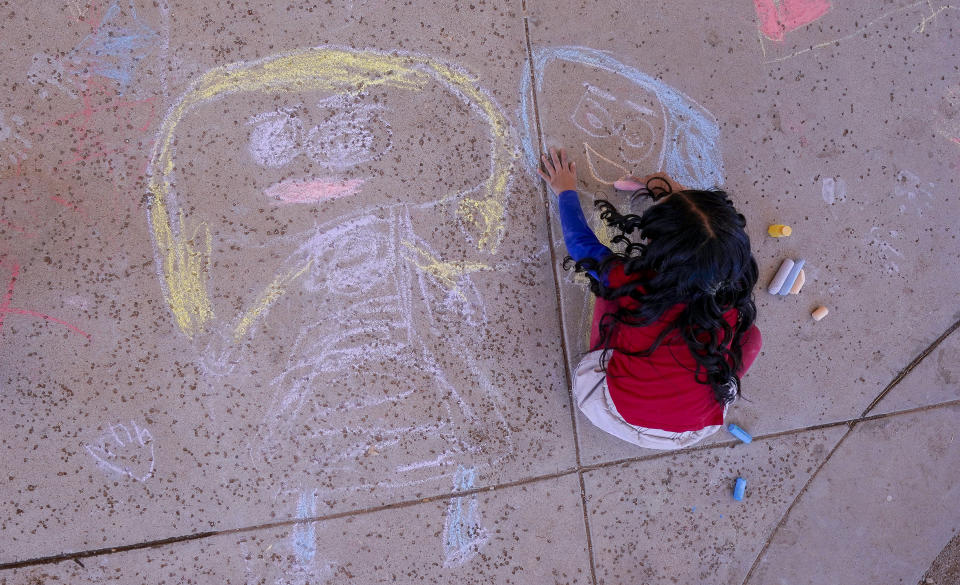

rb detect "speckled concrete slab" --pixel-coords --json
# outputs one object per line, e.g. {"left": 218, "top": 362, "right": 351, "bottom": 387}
{"left": 582, "top": 426, "right": 845, "bottom": 585}
{"left": 871, "top": 325, "right": 960, "bottom": 416}
{"left": 525, "top": 0, "right": 960, "bottom": 467}
{"left": 746, "top": 405, "right": 960, "bottom": 585}
{"left": 1, "top": 474, "right": 591, "bottom": 584}
{"left": 0, "top": 0, "right": 576, "bottom": 563}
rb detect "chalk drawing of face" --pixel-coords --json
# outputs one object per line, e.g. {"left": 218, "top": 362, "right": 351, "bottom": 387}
{"left": 521, "top": 46, "right": 724, "bottom": 190}
{"left": 564, "top": 81, "right": 667, "bottom": 184}
{"left": 146, "top": 47, "right": 520, "bottom": 496}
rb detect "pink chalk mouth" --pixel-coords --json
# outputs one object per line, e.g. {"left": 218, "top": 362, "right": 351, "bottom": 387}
{"left": 263, "top": 177, "right": 365, "bottom": 204}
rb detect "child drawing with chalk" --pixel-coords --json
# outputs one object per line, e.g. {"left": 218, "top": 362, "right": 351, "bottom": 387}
{"left": 538, "top": 147, "right": 762, "bottom": 450}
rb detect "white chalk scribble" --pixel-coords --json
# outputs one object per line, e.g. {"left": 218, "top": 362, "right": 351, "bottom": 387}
{"left": 864, "top": 227, "right": 905, "bottom": 275}
{"left": 821, "top": 176, "right": 847, "bottom": 205}
{"left": 83, "top": 420, "right": 155, "bottom": 482}
{"left": 894, "top": 170, "right": 934, "bottom": 215}
{"left": 248, "top": 95, "right": 392, "bottom": 169}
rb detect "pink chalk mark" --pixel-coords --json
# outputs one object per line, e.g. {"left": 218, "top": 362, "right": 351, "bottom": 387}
{"left": 264, "top": 178, "right": 365, "bottom": 204}
{"left": 0, "top": 218, "right": 36, "bottom": 238}
{"left": 0, "top": 262, "right": 18, "bottom": 333}
{"left": 754, "top": 0, "right": 832, "bottom": 41}
{"left": 0, "top": 261, "right": 91, "bottom": 340}
{"left": 50, "top": 194, "right": 85, "bottom": 213}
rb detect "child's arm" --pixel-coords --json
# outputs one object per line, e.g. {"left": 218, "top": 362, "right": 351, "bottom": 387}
{"left": 538, "top": 148, "right": 612, "bottom": 278}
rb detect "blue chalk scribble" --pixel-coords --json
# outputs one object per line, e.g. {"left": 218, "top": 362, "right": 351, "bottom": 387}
{"left": 443, "top": 466, "right": 488, "bottom": 567}
{"left": 520, "top": 46, "right": 724, "bottom": 189}
{"left": 292, "top": 489, "right": 317, "bottom": 566}
{"left": 70, "top": 0, "right": 160, "bottom": 91}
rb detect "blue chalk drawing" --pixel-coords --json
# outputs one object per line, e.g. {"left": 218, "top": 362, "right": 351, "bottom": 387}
{"left": 69, "top": 0, "right": 160, "bottom": 91}
{"left": 442, "top": 466, "right": 488, "bottom": 567}
{"left": 520, "top": 46, "right": 724, "bottom": 189}
{"left": 292, "top": 489, "right": 317, "bottom": 566}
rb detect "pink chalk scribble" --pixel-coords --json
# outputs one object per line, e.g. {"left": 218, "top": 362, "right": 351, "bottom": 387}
{"left": 0, "top": 259, "right": 91, "bottom": 340}
{"left": 754, "top": 0, "right": 832, "bottom": 41}
{"left": 39, "top": 77, "right": 158, "bottom": 166}
{"left": 263, "top": 177, "right": 365, "bottom": 204}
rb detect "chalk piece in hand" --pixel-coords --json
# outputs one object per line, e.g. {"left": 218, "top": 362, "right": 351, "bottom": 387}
{"left": 767, "top": 258, "right": 794, "bottom": 294}
{"left": 768, "top": 224, "right": 792, "bottom": 237}
{"left": 788, "top": 269, "right": 805, "bottom": 295}
{"left": 777, "top": 258, "right": 805, "bottom": 296}
{"left": 812, "top": 306, "right": 829, "bottom": 321}
{"left": 733, "top": 477, "right": 747, "bottom": 501}
{"left": 728, "top": 424, "right": 753, "bottom": 444}
{"left": 614, "top": 177, "right": 645, "bottom": 191}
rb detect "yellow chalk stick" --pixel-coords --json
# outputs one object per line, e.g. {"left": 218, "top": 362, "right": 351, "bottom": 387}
{"left": 768, "top": 224, "right": 792, "bottom": 237}
{"left": 789, "top": 269, "right": 805, "bottom": 295}
{"left": 812, "top": 306, "right": 829, "bottom": 321}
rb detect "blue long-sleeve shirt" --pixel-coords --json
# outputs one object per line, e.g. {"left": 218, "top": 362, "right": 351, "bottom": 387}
{"left": 557, "top": 190, "right": 612, "bottom": 282}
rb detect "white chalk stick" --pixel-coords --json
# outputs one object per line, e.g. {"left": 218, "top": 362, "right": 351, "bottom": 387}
{"left": 812, "top": 306, "right": 829, "bottom": 321}
{"left": 767, "top": 259, "right": 795, "bottom": 294}
{"left": 614, "top": 178, "right": 645, "bottom": 191}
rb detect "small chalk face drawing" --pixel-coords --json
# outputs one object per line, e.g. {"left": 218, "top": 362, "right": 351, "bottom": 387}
{"left": 147, "top": 47, "right": 520, "bottom": 496}
{"left": 521, "top": 46, "right": 724, "bottom": 191}
{"left": 83, "top": 420, "right": 155, "bottom": 482}
{"left": 568, "top": 83, "right": 666, "bottom": 183}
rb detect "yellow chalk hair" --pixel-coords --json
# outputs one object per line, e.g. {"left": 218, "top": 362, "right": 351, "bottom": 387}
{"left": 147, "top": 47, "right": 518, "bottom": 338}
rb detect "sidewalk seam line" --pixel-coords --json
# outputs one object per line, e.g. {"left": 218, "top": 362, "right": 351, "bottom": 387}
{"left": 5, "top": 396, "right": 959, "bottom": 572}
{"left": 861, "top": 317, "right": 960, "bottom": 417}
{"left": 520, "top": 16, "right": 598, "bottom": 585}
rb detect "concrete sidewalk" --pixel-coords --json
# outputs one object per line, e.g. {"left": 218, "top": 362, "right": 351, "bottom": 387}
{"left": 1, "top": 0, "right": 958, "bottom": 583}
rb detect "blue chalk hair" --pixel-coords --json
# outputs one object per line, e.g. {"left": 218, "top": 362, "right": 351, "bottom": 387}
{"left": 519, "top": 46, "right": 724, "bottom": 189}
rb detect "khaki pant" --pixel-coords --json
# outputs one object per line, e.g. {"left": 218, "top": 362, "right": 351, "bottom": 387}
{"left": 572, "top": 350, "right": 722, "bottom": 451}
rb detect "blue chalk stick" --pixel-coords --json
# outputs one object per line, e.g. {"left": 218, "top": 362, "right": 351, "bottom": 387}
{"left": 733, "top": 477, "right": 747, "bottom": 501}
{"left": 728, "top": 424, "right": 753, "bottom": 444}
{"left": 777, "top": 258, "right": 805, "bottom": 295}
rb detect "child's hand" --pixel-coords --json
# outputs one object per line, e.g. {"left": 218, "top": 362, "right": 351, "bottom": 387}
{"left": 537, "top": 147, "right": 577, "bottom": 195}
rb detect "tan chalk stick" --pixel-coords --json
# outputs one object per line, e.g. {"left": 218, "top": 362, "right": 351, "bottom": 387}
{"left": 788, "top": 269, "right": 805, "bottom": 295}
{"left": 812, "top": 306, "right": 829, "bottom": 321}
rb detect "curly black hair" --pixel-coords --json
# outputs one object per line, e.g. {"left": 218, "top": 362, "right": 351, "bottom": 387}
{"left": 567, "top": 177, "right": 759, "bottom": 404}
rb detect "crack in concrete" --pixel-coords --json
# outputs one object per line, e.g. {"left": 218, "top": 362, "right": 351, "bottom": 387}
{"left": 741, "top": 317, "right": 960, "bottom": 585}
{"left": 6, "top": 397, "right": 960, "bottom": 572}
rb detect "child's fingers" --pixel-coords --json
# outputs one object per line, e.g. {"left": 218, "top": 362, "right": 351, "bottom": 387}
{"left": 559, "top": 148, "right": 569, "bottom": 169}
{"left": 550, "top": 147, "right": 562, "bottom": 170}
{"left": 540, "top": 153, "right": 553, "bottom": 173}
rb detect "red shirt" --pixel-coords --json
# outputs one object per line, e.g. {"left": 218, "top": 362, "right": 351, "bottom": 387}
{"left": 603, "top": 263, "right": 736, "bottom": 432}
